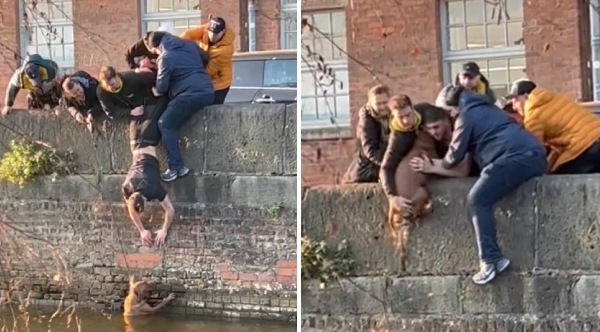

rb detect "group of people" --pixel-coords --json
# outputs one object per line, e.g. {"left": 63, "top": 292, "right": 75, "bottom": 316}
{"left": 344, "top": 61, "right": 600, "bottom": 285}
{"left": 1, "top": 17, "right": 236, "bottom": 248}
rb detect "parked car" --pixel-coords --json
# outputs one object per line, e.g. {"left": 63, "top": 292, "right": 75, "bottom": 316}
{"left": 224, "top": 50, "right": 297, "bottom": 105}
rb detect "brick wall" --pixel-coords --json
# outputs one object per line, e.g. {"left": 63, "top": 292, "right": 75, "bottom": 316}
{"left": 0, "top": 0, "right": 287, "bottom": 109}
{"left": 301, "top": 0, "right": 595, "bottom": 187}
{"left": 0, "top": 104, "right": 297, "bottom": 321}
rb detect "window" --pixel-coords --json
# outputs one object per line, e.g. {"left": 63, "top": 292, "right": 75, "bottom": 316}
{"left": 441, "top": 0, "right": 526, "bottom": 99}
{"left": 591, "top": 0, "right": 600, "bottom": 100}
{"left": 301, "top": 11, "right": 349, "bottom": 129}
{"left": 230, "top": 59, "right": 297, "bottom": 88}
{"left": 19, "top": 0, "right": 74, "bottom": 68}
{"left": 280, "top": 0, "right": 297, "bottom": 49}
{"left": 141, "top": 0, "right": 201, "bottom": 36}
{"left": 264, "top": 59, "right": 297, "bottom": 87}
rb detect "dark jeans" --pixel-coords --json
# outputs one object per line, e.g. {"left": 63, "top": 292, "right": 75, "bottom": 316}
{"left": 467, "top": 150, "right": 546, "bottom": 263}
{"left": 554, "top": 139, "right": 600, "bottom": 174}
{"left": 158, "top": 92, "right": 214, "bottom": 171}
{"left": 213, "top": 87, "right": 230, "bottom": 105}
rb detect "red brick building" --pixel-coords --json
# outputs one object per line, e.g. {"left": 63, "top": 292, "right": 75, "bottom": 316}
{"left": 0, "top": 0, "right": 297, "bottom": 108}
{"left": 301, "top": 0, "right": 600, "bottom": 187}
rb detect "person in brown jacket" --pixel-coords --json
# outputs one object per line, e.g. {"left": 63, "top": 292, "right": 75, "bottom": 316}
{"left": 341, "top": 85, "right": 392, "bottom": 184}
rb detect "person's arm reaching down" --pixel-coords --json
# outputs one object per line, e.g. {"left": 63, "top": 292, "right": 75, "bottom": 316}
{"left": 379, "top": 131, "right": 416, "bottom": 197}
{"left": 154, "top": 195, "right": 175, "bottom": 247}
{"left": 96, "top": 85, "right": 118, "bottom": 120}
{"left": 126, "top": 202, "right": 153, "bottom": 246}
{"left": 153, "top": 57, "right": 172, "bottom": 96}
{"left": 442, "top": 113, "right": 473, "bottom": 169}
{"left": 4, "top": 71, "right": 22, "bottom": 107}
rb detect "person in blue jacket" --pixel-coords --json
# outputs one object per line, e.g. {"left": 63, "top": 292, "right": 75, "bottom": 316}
{"left": 409, "top": 86, "right": 547, "bottom": 285}
{"left": 145, "top": 31, "right": 214, "bottom": 182}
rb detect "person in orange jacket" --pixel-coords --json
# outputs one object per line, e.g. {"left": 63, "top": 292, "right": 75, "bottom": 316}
{"left": 508, "top": 79, "right": 600, "bottom": 174}
{"left": 180, "top": 17, "right": 235, "bottom": 104}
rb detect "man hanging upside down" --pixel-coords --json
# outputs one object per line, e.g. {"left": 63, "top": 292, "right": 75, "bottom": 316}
{"left": 120, "top": 98, "right": 175, "bottom": 247}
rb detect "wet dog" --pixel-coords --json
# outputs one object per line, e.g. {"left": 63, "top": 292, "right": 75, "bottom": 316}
{"left": 123, "top": 275, "right": 175, "bottom": 316}
{"left": 387, "top": 130, "right": 439, "bottom": 271}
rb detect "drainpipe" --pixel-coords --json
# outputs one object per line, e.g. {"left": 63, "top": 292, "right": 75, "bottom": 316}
{"left": 248, "top": 0, "right": 257, "bottom": 51}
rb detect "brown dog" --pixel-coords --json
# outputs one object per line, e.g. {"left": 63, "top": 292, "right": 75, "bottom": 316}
{"left": 387, "top": 130, "right": 439, "bottom": 271}
{"left": 123, "top": 275, "right": 176, "bottom": 317}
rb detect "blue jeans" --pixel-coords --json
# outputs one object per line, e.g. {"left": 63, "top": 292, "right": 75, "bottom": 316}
{"left": 467, "top": 150, "right": 546, "bottom": 263}
{"left": 158, "top": 92, "right": 214, "bottom": 171}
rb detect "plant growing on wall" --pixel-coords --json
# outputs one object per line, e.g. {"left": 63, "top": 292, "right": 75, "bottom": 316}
{"left": 0, "top": 139, "right": 75, "bottom": 188}
{"left": 301, "top": 236, "right": 354, "bottom": 283}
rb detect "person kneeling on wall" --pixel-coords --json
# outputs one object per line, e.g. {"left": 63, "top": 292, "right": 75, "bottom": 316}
{"left": 121, "top": 112, "right": 175, "bottom": 247}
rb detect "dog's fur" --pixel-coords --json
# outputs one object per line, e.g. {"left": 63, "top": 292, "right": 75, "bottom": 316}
{"left": 387, "top": 130, "right": 439, "bottom": 271}
{"left": 124, "top": 275, "right": 174, "bottom": 316}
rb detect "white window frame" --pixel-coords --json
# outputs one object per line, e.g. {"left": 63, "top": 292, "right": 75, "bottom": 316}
{"left": 301, "top": 10, "right": 350, "bottom": 130}
{"left": 140, "top": 0, "right": 201, "bottom": 35}
{"left": 18, "top": 0, "right": 75, "bottom": 69}
{"left": 440, "top": 0, "right": 525, "bottom": 93}
{"left": 280, "top": 0, "right": 297, "bottom": 50}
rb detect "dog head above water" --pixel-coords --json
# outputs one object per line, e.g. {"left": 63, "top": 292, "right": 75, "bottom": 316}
{"left": 129, "top": 276, "right": 152, "bottom": 299}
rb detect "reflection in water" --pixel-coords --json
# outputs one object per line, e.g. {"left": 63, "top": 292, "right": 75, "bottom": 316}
{"left": 1, "top": 309, "right": 296, "bottom": 332}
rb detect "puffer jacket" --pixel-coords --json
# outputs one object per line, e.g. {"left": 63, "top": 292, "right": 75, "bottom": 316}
{"left": 523, "top": 88, "right": 600, "bottom": 171}
{"left": 180, "top": 24, "right": 236, "bottom": 90}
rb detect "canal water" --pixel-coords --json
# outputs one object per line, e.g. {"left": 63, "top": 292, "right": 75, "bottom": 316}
{"left": 0, "top": 308, "right": 296, "bottom": 332}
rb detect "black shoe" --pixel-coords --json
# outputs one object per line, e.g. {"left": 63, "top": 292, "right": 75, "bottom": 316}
{"left": 161, "top": 169, "right": 178, "bottom": 182}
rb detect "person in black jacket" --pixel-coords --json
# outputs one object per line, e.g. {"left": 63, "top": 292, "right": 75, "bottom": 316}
{"left": 96, "top": 66, "right": 168, "bottom": 151}
{"left": 60, "top": 71, "right": 103, "bottom": 127}
{"left": 342, "top": 84, "right": 392, "bottom": 184}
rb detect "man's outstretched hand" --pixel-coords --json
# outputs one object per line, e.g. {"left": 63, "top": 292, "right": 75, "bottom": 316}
{"left": 140, "top": 229, "right": 153, "bottom": 246}
{"left": 154, "top": 228, "right": 168, "bottom": 247}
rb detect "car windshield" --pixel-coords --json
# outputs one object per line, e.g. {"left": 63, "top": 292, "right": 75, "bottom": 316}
{"left": 263, "top": 58, "right": 297, "bottom": 87}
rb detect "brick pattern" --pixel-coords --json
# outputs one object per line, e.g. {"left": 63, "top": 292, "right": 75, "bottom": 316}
{"left": 255, "top": 0, "right": 281, "bottom": 50}
{"left": 0, "top": 200, "right": 296, "bottom": 321}
{"left": 301, "top": 138, "right": 354, "bottom": 186}
{"left": 302, "top": 0, "right": 596, "bottom": 187}
{"left": 523, "top": 0, "right": 592, "bottom": 100}
{"left": 0, "top": 0, "right": 287, "bottom": 109}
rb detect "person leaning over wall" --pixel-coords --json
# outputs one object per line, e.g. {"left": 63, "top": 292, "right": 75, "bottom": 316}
{"left": 2, "top": 54, "right": 65, "bottom": 116}
{"left": 435, "top": 62, "right": 497, "bottom": 111}
{"left": 96, "top": 66, "right": 165, "bottom": 123}
{"left": 412, "top": 86, "right": 546, "bottom": 285}
{"left": 378, "top": 95, "right": 420, "bottom": 212}
{"left": 508, "top": 79, "right": 600, "bottom": 174}
{"left": 409, "top": 103, "right": 472, "bottom": 178}
{"left": 341, "top": 85, "right": 392, "bottom": 184}
{"left": 60, "top": 71, "right": 103, "bottom": 130}
{"left": 179, "top": 16, "right": 235, "bottom": 105}
{"left": 145, "top": 31, "right": 215, "bottom": 182}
